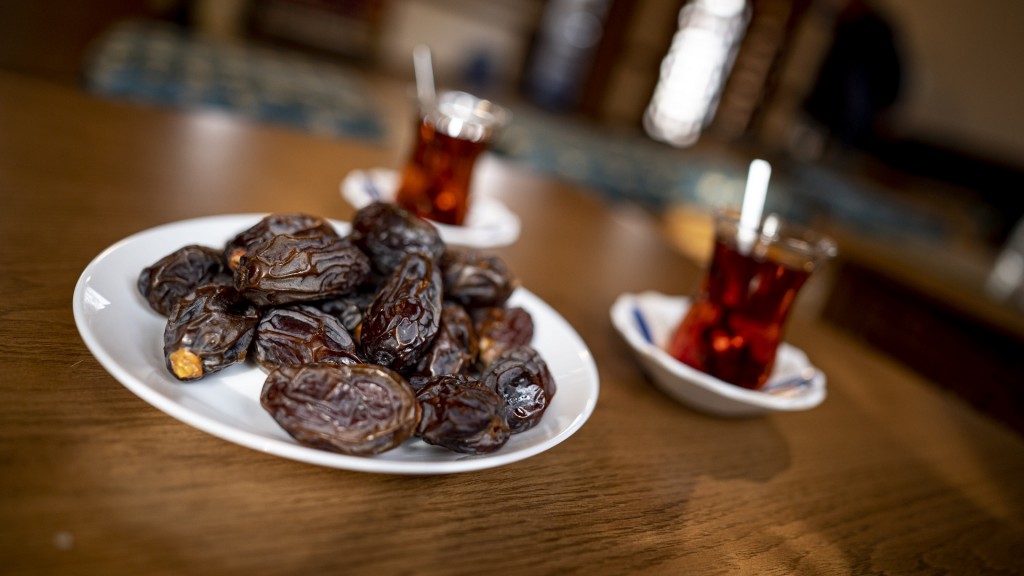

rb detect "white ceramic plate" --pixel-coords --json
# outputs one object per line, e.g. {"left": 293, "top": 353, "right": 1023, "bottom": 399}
{"left": 610, "top": 291, "right": 826, "bottom": 416}
{"left": 340, "top": 168, "right": 521, "bottom": 248}
{"left": 73, "top": 214, "right": 598, "bottom": 474}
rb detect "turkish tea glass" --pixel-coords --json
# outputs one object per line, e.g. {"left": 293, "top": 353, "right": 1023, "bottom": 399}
{"left": 667, "top": 212, "right": 836, "bottom": 389}
{"left": 395, "top": 90, "right": 509, "bottom": 226}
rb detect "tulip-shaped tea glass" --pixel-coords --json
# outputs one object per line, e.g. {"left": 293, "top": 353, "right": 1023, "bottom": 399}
{"left": 667, "top": 212, "right": 836, "bottom": 390}
{"left": 395, "top": 90, "right": 510, "bottom": 226}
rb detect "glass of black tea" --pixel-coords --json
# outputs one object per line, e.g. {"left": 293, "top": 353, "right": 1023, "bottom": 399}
{"left": 667, "top": 212, "right": 836, "bottom": 390}
{"left": 395, "top": 90, "right": 509, "bottom": 226}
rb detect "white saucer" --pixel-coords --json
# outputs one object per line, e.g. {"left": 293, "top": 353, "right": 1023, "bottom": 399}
{"left": 610, "top": 291, "right": 827, "bottom": 417}
{"left": 340, "top": 168, "right": 520, "bottom": 248}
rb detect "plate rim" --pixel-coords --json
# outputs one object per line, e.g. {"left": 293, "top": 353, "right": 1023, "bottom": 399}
{"left": 73, "top": 213, "right": 598, "bottom": 474}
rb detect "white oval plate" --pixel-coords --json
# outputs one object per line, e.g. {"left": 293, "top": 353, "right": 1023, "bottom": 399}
{"left": 611, "top": 291, "right": 826, "bottom": 416}
{"left": 73, "top": 214, "right": 598, "bottom": 474}
{"left": 340, "top": 168, "right": 521, "bottom": 248}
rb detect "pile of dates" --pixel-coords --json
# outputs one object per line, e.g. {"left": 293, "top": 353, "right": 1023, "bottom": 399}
{"left": 137, "top": 203, "right": 555, "bottom": 457}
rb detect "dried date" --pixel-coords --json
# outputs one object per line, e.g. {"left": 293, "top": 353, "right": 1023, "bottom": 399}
{"left": 408, "top": 302, "right": 478, "bottom": 389}
{"left": 163, "top": 285, "right": 260, "bottom": 381}
{"left": 415, "top": 375, "right": 510, "bottom": 454}
{"left": 350, "top": 201, "right": 444, "bottom": 275}
{"left": 481, "top": 345, "right": 556, "bottom": 434}
{"left": 361, "top": 252, "right": 442, "bottom": 372}
{"left": 440, "top": 248, "right": 518, "bottom": 310}
{"left": 261, "top": 362, "right": 421, "bottom": 456}
{"left": 252, "top": 304, "right": 361, "bottom": 371}
{"left": 138, "top": 245, "right": 232, "bottom": 316}
{"left": 235, "top": 234, "right": 370, "bottom": 306}
{"left": 475, "top": 306, "right": 535, "bottom": 366}
{"left": 224, "top": 213, "right": 338, "bottom": 270}
{"left": 312, "top": 287, "right": 377, "bottom": 334}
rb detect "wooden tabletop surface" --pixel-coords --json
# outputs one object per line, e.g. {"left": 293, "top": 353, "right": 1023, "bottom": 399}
{"left": 2, "top": 71, "right": 1023, "bottom": 575}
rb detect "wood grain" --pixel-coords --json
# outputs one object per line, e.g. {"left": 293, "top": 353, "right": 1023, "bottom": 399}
{"left": 2, "top": 71, "right": 1022, "bottom": 575}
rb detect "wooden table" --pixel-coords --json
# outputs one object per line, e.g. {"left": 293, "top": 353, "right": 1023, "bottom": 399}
{"left": 3, "top": 71, "right": 1023, "bottom": 575}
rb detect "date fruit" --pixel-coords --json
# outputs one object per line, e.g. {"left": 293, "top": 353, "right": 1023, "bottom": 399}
{"left": 361, "top": 252, "right": 442, "bottom": 372}
{"left": 252, "top": 304, "right": 361, "bottom": 371}
{"left": 138, "top": 245, "right": 232, "bottom": 316}
{"left": 163, "top": 285, "right": 260, "bottom": 381}
{"left": 235, "top": 234, "right": 370, "bottom": 306}
{"left": 415, "top": 375, "right": 510, "bottom": 454}
{"left": 261, "top": 363, "right": 421, "bottom": 456}
{"left": 312, "top": 287, "right": 377, "bottom": 334}
{"left": 350, "top": 202, "right": 444, "bottom": 275}
{"left": 440, "top": 248, "right": 518, "bottom": 310}
{"left": 481, "top": 345, "right": 556, "bottom": 433}
{"left": 409, "top": 302, "right": 477, "bottom": 389}
{"left": 224, "top": 213, "right": 338, "bottom": 270}
{"left": 475, "top": 306, "right": 535, "bottom": 366}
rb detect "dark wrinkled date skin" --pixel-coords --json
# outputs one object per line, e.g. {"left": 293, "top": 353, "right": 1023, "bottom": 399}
{"left": 163, "top": 285, "right": 260, "bottom": 381}
{"left": 235, "top": 234, "right": 370, "bottom": 306}
{"left": 475, "top": 306, "right": 535, "bottom": 366}
{"left": 261, "top": 363, "right": 421, "bottom": 456}
{"left": 253, "top": 305, "right": 361, "bottom": 371}
{"left": 415, "top": 375, "right": 511, "bottom": 454}
{"left": 350, "top": 202, "right": 445, "bottom": 275}
{"left": 440, "top": 248, "right": 518, "bottom": 310}
{"left": 138, "top": 245, "right": 232, "bottom": 316}
{"left": 408, "top": 302, "right": 478, "bottom": 389}
{"left": 312, "top": 287, "right": 376, "bottom": 334}
{"left": 224, "top": 213, "right": 338, "bottom": 270}
{"left": 361, "top": 252, "right": 442, "bottom": 372}
{"left": 481, "top": 346, "right": 556, "bottom": 434}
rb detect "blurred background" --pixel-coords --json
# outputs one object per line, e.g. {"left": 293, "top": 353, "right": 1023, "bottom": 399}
{"left": 2, "top": 0, "right": 1022, "bottom": 431}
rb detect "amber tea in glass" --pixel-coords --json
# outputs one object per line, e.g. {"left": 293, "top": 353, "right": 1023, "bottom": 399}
{"left": 395, "top": 91, "right": 509, "bottom": 226}
{"left": 667, "top": 213, "right": 836, "bottom": 390}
